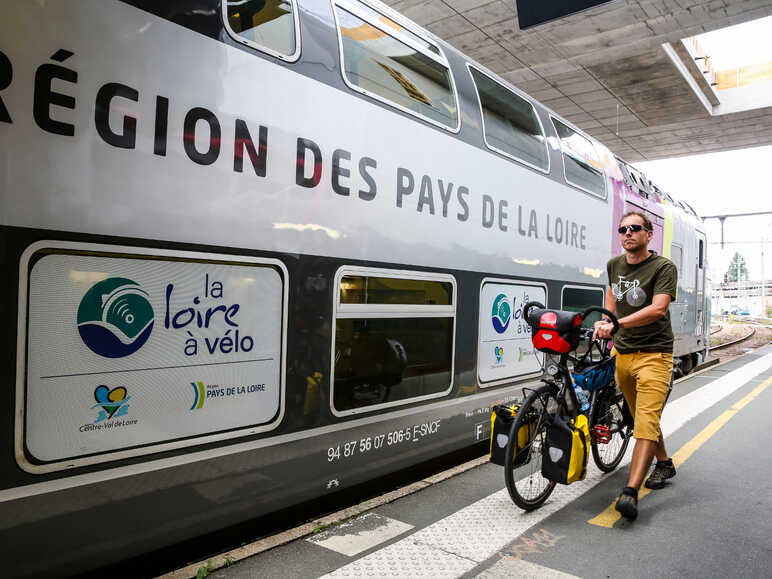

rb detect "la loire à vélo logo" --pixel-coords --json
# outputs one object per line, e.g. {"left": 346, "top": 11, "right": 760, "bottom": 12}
{"left": 77, "top": 277, "right": 154, "bottom": 358}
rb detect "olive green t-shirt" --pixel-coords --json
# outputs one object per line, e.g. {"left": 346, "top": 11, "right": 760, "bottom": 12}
{"left": 607, "top": 251, "right": 677, "bottom": 353}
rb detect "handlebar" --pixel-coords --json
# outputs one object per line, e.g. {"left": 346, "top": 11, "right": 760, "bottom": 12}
{"left": 581, "top": 306, "right": 619, "bottom": 335}
{"left": 521, "top": 302, "right": 619, "bottom": 336}
{"left": 522, "top": 301, "right": 543, "bottom": 324}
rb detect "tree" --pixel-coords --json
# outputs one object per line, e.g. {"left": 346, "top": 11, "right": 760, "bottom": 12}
{"left": 726, "top": 252, "right": 749, "bottom": 283}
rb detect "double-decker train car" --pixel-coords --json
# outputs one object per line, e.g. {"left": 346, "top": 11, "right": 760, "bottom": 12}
{"left": 0, "top": 0, "right": 709, "bottom": 575}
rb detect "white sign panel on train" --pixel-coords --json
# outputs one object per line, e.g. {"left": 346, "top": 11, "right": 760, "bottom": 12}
{"left": 25, "top": 248, "right": 283, "bottom": 462}
{"left": 478, "top": 282, "right": 545, "bottom": 383}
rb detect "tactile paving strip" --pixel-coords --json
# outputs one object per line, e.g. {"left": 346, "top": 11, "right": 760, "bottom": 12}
{"left": 322, "top": 458, "right": 619, "bottom": 579}
{"left": 323, "top": 538, "right": 473, "bottom": 578}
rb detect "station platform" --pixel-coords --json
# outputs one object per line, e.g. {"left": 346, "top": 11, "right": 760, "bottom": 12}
{"left": 173, "top": 345, "right": 772, "bottom": 579}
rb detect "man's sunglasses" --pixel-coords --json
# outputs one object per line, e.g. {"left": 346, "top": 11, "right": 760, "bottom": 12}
{"left": 618, "top": 224, "right": 649, "bottom": 234}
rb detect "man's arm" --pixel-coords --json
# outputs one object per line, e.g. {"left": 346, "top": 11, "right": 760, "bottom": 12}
{"left": 617, "top": 293, "right": 671, "bottom": 328}
{"left": 593, "top": 287, "right": 616, "bottom": 339}
{"left": 594, "top": 293, "right": 671, "bottom": 339}
{"left": 603, "top": 287, "right": 616, "bottom": 317}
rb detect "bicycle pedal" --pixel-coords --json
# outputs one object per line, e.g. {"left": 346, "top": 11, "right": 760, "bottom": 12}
{"left": 592, "top": 425, "right": 611, "bottom": 444}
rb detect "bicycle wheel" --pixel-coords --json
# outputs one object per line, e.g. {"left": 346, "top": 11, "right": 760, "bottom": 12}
{"left": 504, "top": 386, "right": 558, "bottom": 511}
{"left": 589, "top": 382, "right": 632, "bottom": 472}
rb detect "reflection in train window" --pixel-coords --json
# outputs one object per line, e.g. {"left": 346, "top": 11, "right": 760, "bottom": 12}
{"left": 334, "top": 318, "right": 453, "bottom": 412}
{"left": 333, "top": 2, "right": 458, "bottom": 130}
{"left": 352, "top": 0, "right": 440, "bottom": 55}
{"left": 333, "top": 269, "right": 456, "bottom": 415}
{"left": 469, "top": 66, "right": 549, "bottom": 172}
{"left": 552, "top": 118, "right": 606, "bottom": 198}
{"left": 562, "top": 285, "right": 604, "bottom": 328}
{"left": 224, "top": 0, "right": 299, "bottom": 60}
{"left": 340, "top": 276, "right": 452, "bottom": 305}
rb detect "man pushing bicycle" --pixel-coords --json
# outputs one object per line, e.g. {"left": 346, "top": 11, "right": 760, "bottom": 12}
{"left": 593, "top": 211, "right": 678, "bottom": 520}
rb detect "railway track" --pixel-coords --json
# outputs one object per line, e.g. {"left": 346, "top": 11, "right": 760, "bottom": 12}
{"left": 709, "top": 326, "right": 756, "bottom": 351}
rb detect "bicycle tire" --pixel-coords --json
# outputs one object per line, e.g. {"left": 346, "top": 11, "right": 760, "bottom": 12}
{"left": 589, "top": 382, "right": 632, "bottom": 472}
{"left": 504, "top": 386, "right": 557, "bottom": 511}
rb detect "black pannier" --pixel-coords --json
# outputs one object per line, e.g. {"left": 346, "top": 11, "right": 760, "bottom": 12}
{"left": 489, "top": 404, "right": 535, "bottom": 467}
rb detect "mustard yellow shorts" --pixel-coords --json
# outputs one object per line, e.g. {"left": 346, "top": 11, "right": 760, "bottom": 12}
{"left": 611, "top": 348, "right": 674, "bottom": 442}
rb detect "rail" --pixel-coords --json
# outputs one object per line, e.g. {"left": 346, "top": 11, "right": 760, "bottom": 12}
{"left": 708, "top": 326, "right": 756, "bottom": 351}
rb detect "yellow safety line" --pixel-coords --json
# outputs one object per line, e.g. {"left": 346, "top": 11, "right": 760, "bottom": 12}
{"left": 588, "top": 375, "right": 772, "bottom": 528}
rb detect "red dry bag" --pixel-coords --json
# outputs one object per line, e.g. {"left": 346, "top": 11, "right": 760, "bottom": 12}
{"left": 529, "top": 309, "right": 582, "bottom": 355}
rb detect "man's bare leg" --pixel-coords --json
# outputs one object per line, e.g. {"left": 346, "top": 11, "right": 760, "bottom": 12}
{"left": 627, "top": 434, "right": 669, "bottom": 489}
{"left": 627, "top": 439, "right": 656, "bottom": 489}
{"left": 653, "top": 434, "right": 668, "bottom": 463}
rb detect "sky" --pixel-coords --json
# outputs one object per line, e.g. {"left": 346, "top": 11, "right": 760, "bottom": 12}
{"left": 695, "top": 14, "right": 772, "bottom": 70}
{"left": 635, "top": 145, "right": 772, "bottom": 284}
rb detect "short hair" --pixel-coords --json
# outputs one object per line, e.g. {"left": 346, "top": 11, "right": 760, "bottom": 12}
{"left": 620, "top": 211, "right": 653, "bottom": 231}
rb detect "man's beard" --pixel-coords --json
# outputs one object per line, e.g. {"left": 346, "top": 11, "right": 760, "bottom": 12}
{"left": 623, "top": 239, "right": 646, "bottom": 252}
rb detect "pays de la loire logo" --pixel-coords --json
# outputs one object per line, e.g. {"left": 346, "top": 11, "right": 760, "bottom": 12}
{"left": 494, "top": 346, "right": 504, "bottom": 364}
{"left": 189, "top": 381, "right": 206, "bottom": 411}
{"left": 92, "top": 385, "right": 130, "bottom": 423}
{"left": 77, "top": 278, "right": 154, "bottom": 358}
{"left": 491, "top": 293, "right": 511, "bottom": 334}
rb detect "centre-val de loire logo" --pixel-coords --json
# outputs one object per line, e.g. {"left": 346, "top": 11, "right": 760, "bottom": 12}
{"left": 92, "top": 384, "right": 130, "bottom": 422}
{"left": 77, "top": 277, "right": 154, "bottom": 358}
{"left": 81, "top": 384, "right": 138, "bottom": 433}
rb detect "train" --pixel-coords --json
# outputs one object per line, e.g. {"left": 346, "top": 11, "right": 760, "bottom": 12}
{"left": 0, "top": 0, "right": 710, "bottom": 575}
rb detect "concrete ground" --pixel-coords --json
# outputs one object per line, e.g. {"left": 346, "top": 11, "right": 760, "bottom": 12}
{"left": 204, "top": 345, "right": 772, "bottom": 579}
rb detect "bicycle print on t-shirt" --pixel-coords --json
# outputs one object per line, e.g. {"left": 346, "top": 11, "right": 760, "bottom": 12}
{"left": 612, "top": 276, "right": 647, "bottom": 307}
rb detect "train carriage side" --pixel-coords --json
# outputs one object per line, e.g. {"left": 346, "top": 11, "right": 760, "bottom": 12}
{"left": 0, "top": 0, "right": 705, "bottom": 576}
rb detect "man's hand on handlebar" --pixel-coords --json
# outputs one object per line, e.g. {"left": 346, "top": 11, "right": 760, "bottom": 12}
{"left": 593, "top": 320, "right": 615, "bottom": 340}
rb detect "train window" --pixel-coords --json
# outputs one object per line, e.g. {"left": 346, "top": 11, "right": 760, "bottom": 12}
{"left": 340, "top": 276, "right": 452, "bottom": 305}
{"left": 562, "top": 285, "right": 604, "bottom": 328}
{"left": 333, "top": 1, "right": 459, "bottom": 131}
{"left": 698, "top": 239, "right": 704, "bottom": 269}
{"left": 468, "top": 66, "right": 549, "bottom": 172}
{"left": 478, "top": 279, "right": 546, "bottom": 386}
{"left": 223, "top": 0, "right": 300, "bottom": 62}
{"left": 551, "top": 118, "right": 606, "bottom": 198}
{"left": 332, "top": 268, "right": 456, "bottom": 415}
{"left": 353, "top": 0, "right": 440, "bottom": 56}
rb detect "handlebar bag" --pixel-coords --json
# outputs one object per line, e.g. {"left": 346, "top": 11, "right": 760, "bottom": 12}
{"left": 489, "top": 404, "right": 536, "bottom": 468}
{"left": 541, "top": 414, "right": 589, "bottom": 485}
{"left": 530, "top": 309, "right": 582, "bottom": 354}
